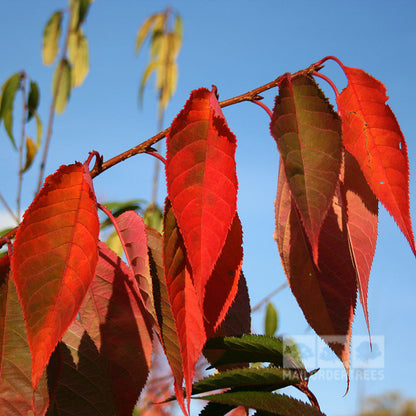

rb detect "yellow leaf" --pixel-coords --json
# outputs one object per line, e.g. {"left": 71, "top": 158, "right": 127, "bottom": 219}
{"left": 22, "top": 137, "right": 38, "bottom": 173}
{"left": 52, "top": 59, "right": 72, "bottom": 114}
{"left": 68, "top": 29, "right": 89, "bottom": 87}
{"left": 42, "top": 11, "right": 63, "bottom": 65}
{"left": 135, "top": 13, "right": 158, "bottom": 55}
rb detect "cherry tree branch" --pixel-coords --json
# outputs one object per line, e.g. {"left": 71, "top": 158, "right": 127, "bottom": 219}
{"left": 90, "top": 63, "right": 321, "bottom": 179}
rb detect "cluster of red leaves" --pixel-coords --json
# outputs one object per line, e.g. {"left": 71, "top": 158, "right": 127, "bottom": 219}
{"left": 0, "top": 56, "right": 413, "bottom": 416}
{"left": 271, "top": 57, "right": 415, "bottom": 372}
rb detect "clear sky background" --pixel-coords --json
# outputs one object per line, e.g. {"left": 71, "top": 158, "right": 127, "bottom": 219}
{"left": 1, "top": 1, "right": 415, "bottom": 415}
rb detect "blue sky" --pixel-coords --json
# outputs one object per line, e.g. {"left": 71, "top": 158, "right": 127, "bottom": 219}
{"left": 1, "top": 1, "right": 416, "bottom": 415}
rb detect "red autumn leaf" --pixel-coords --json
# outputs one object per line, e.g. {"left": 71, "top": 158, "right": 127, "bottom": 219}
{"left": 203, "top": 213, "right": 243, "bottom": 338}
{"left": 163, "top": 198, "right": 206, "bottom": 414}
{"left": 111, "top": 210, "right": 157, "bottom": 329}
{"left": 270, "top": 74, "right": 342, "bottom": 263}
{"left": 79, "top": 242, "right": 153, "bottom": 416}
{"left": 146, "top": 224, "right": 183, "bottom": 399}
{"left": 336, "top": 66, "right": 415, "bottom": 256}
{"left": 11, "top": 162, "right": 99, "bottom": 388}
{"left": 0, "top": 255, "right": 49, "bottom": 416}
{"left": 342, "top": 151, "right": 378, "bottom": 333}
{"left": 275, "top": 164, "right": 356, "bottom": 370}
{"left": 166, "top": 87, "right": 238, "bottom": 301}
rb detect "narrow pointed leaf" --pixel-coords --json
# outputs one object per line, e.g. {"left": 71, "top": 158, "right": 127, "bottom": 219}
{"left": 113, "top": 210, "right": 157, "bottom": 327}
{"left": 166, "top": 87, "right": 238, "bottom": 301}
{"left": 196, "top": 392, "right": 326, "bottom": 416}
{"left": 34, "top": 111, "right": 43, "bottom": 147}
{"left": 135, "top": 13, "right": 158, "bottom": 54}
{"left": 275, "top": 165, "right": 356, "bottom": 370}
{"left": 52, "top": 59, "right": 71, "bottom": 114}
{"left": 264, "top": 302, "right": 278, "bottom": 337}
{"left": 163, "top": 198, "right": 206, "bottom": 413}
{"left": 337, "top": 66, "right": 415, "bottom": 255}
{"left": 146, "top": 225, "right": 183, "bottom": 391}
{"left": 0, "top": 72, "right": 21, "bottom": 148}
{"left": 22, "top": 137, "right": 38, "bottom": 173}
{"left": 27, "top": 81, "right": 40, "bottom": 121}
{"left": 42, "top": 11, "right": 63, "bottom": 65}
{"left": 270, "top": 74, "right": 342, "bottom": 262}
{"left": 79, "top": 242, "right": 153, "bottom": 416}
{"left": 0, "top": 256, "right": 49, "bottom": 416}
{"left": 342, "top": 151, "right": 378, "bottom": 333}
{"left": 203, "top": 213, "right": 243, "bottom": 338}
{"left": 11, "top": 162, "right": 99, "bottom": 388}
{"left": 47, "top": 320, "right": 117, "bottom": 416}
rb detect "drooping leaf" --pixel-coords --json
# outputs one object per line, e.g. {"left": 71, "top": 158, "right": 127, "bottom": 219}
{"left": 46, "top": 320, "right": 117, "bottom": 416}
{"left": 0, "top": 72, "right": 21, "bottom": 148}
{"left": 27, "top": 80, "right": 40, "bottom": 121}
{"left": 270, "top": 74, "right": 342, "bottom": 263}
{"left": 69, "top": 0, "right": 92, "bottom": 30}
{"left": 264, "top": 302, "right": 278, "bottom": 337}
{"left": 135, "top": 13, "right": 159, "bottom": 55}
{"left": 195, "top": 392, "right": 325, "bottom": 416}
{"left": 68, "top": 29, "right": 89, "bottom": 87}
{"left": 166, "top": 87, "right": 238, "bottom": 301}
{"left": 191, "top": 367, "right": 300, "bottom": 397}
{"left": 163, "top": 198, "right": 206, "bottom": 413}
{"left": 203, "top": 213, "right": 243, "bottom": 338}
{"left": 21, "top": 137, "right": 37, "bottom": 173}
{"left": 52, "top": 59, "right": 72, "bottom": 114}
{"left": 34, "top": 112, "right": 43, "bottom": 147}
{"left": 337, "top": 66, "right": 415, "bottom": 255}
{"left": 341, "top": 151, "right": 378, "bottom": 333}
{"left": 0, "top": 256, "right": 49, "bottom": 416}
{"left": 11, "top": 162, "right": 100, "bottom": 388}
{"left": 79, "top": 242, "right": 153, "bottom": 416}
{"left": 147, "top": 224, "right": 184, "bottom": 407}
{"left": 274, "top": 164, "right": 356, "bottom": 371}
{"left": 205, "top": 334, "right": 304, "bottom": 371}
{"left": 42, "top": 11, "right": 63, "bottom": 65}
{"left": 113, "top": 210, "right": 156, "bottom": 327}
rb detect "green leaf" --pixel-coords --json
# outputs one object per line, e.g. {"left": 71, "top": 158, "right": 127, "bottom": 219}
{"left": 105, "top": 229, "right": 123, "bottom": 257}
{"left": 100, "top": 199, "right": 144, "bottom": 229}
{"left": 196, "top": 392, "right": 326, "bottom": 416}
{"left": 0, "top": 73, "right": 21, "bottom": 147}
{"left": 264, "top": 302, "right": 278, "bottom": 337}
{"left": 3, "top": 109, "right": 15, "bottom": 148}
{"left": 191, "top": 367, "right": 300, "bottom": 397}
{"left": 42, "top": 11, "right": 63, "bottom": 65}
{"left": 70, "top": 0, "right": 92, "bottom": 30}
{"left": 52, "top": 59, "right": 72, "bottom": 114}
{"left": 68, "top": 29, "right": 89, "bottom": 87}
{"left": 21, "top": 137, "right": 38, "bottom": 173}
{"left": 34, "top": 111, "right": 43, "bottom": 147}
{"left": 205, "top": 335, "right": 305, "bottom": 370}
{"left": 143, "top": 203, "right": 163, "bottom": 234}
{"left": 199, "top": 402, "right": 235, "bottom": 416}
{"left": 27, "top": 80, "right": 40, "bottom": 121}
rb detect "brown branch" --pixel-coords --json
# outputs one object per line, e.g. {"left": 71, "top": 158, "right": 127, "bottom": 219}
{"left": 90, "top": 64, "right": 320, "bottom": 179}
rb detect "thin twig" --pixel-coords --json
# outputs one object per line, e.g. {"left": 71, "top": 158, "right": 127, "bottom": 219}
{"left": 90, "top": 64, "right": 320, "bottom": 179}
{"left": 36, "top": 7, "right": 73, "bottom": 193}
{"left": 17, "top": 72, "right": 27, "bottom": 221}
{"left": 251, "top": 282, "right": 287, "bottom": 313}
{"left": 0, "top": 192, "right": 19, "bottom": 224}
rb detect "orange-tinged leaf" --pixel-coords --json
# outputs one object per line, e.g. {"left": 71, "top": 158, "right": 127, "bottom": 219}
{"left": 342, "top": 151, "right": 378, "bottom": 333}
{"left": 79, "top": 242, "right": 153, "bottom": 416}
{"left": 271, "top": 74, "right": 342, "bottom": 263}
{"left": 146, "top": 225, "right": 183, "bottom": 397}
{"left": 166, "top": 87, "right": 238, "bottom": 302}
{"left": 113, "top": 210, "right": 157, "bottom": 329}
{"left": 11, "top": 162, "right": 99, "bottom": 388}
{"left": 203, "top": 213, "right": 243, "bottom": 338}
{"left": 163, "top": 199, "right": 206, "bottom": 414}
{"left": 0, "top": 255, "right": 49, "bottom": 416}
{"left": 337, "top": 66, "right": 415, "bottom": 256}
{"left": 275, "top": 164, "right": 356, "bottom": 370}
